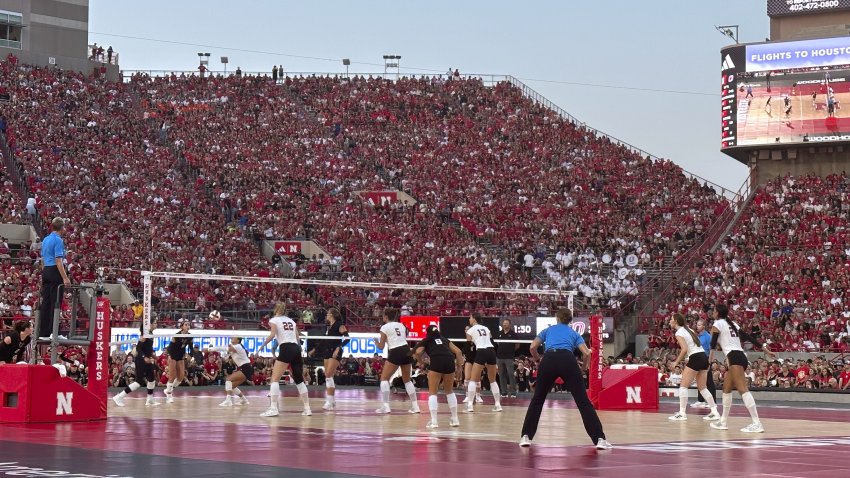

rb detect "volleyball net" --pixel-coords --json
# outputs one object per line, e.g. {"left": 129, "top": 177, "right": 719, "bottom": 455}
{"left": 135, "top": 269, "right": 606, "bottom": 406}
{"left": 134, "top": 270, "right": 597, "bottom": 355}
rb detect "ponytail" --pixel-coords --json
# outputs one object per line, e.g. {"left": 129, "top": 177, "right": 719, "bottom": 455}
{"left": 673, "top": 313, "right": 700, "bottom": 347}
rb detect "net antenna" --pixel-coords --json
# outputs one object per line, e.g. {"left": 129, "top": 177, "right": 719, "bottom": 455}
{"left": 141, "top": 270, "right": 577, "bottom": 337}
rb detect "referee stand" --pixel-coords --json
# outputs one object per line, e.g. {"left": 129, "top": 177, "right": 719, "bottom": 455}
{"left": 0, "top": 283, "right": 111, "bottom": 423}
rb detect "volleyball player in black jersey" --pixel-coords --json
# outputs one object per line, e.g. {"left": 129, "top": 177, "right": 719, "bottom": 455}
{"left": 0, "top": 320, "right": 33, "bottom": 364}
{"left": 461, "top": 326, "right": 483, "bottom": 405}
{"left": 113, "top": 320, "right": 160, "bottom": 407}
{"left": 414, "top": 325, "right": 464, "bottom": 429}
{"left": 164, "top": 320, "right": 194, "bottom": 403}
{"left": 321, "top": 308, "right": 349, "bottom": 411}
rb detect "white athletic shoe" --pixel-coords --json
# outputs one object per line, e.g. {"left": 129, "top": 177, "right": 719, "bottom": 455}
{"left": 426, "top": 420, "right": 439, "bottom": 429}
{"left": 112, "top": 395, "right": 125, "bottom": 407}
{"left": 219, "top": 399, "right": 233, "bottom": 407}
{"left": 475, "top": 394, "right": 484, "bottom": 404}
{"left": 493, "top": 404, "right": 503, "bottom": 412}
{"left": 164, "top": 391, "right": 174, "bottom": 404}
{"left": 449, "top": 417, "right": 460, "bottom": 427}
{"left": 668, "top": 412, "right": 687, "bottom": 421}
{"left": 596, "top": 439, "right": 614, "bottom": 450}
{"left": 376, "top": 405, "right": 392, "bottom": 414}
{"left": 462, "top": 395, "right": 471, "bottom": 403}
{"left": 509, "top": 393, "right": 518, "bottom": 398}
{"left": 710, "top": 421, "right": 728, "bottom": 430}
{"left": 690, "top": 402, "right": 708, "bottom": 409}
{"left": 237, "top": 396, "right": 249, "bottom": 406}
{"left": 145, "top": 398, "right": 160, "bottom": 407}
{"left": 703, "top": 412, "right": 721, "bottom": 421}
{"left": 260, "top": 407, "right": 279, "bottom": 417}
{"left": 741, "top": 422, "right": 765, "bottom": 433}
{"left": 465, "top": 402, "right": 474, "bottom": 413}
{"left": 409, "top": 405, "right": 421, "bottom": 414}
{"left": 302, "top": 408, "right": 312, "bottom": 416}
{"left": 519, "top": 435, "right": 531, "bottom": 447}
{"left": 322, "top": 402, "right": 335, "bottom": 411}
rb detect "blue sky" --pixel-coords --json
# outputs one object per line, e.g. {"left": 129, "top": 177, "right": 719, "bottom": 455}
{"left": 90, "top": 0, "right": 768, "bottom": 191}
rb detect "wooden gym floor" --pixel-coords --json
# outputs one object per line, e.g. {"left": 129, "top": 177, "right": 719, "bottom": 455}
{"left": 1, "top": 388, "right": 850, "bottom": 477}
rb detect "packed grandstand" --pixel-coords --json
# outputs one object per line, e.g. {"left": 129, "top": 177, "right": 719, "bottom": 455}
{"left": 1, "top": 56, "right": 848, "bottom": 391}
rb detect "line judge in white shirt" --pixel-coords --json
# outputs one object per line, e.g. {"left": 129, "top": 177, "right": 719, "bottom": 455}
{"left": 373, "top": 307, "right": 421, "bottom": 414}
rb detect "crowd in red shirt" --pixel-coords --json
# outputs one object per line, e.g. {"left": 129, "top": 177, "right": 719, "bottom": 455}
{"left": 644, "top": 174, "right": 850, "bottom": 353}
{"left": 1, "top": 63, "right": 726, "bottom": 330}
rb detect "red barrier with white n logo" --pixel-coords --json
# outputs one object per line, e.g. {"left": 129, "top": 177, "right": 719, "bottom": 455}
{"left": 86, "top": 296, "right": 110, "bottom": 416}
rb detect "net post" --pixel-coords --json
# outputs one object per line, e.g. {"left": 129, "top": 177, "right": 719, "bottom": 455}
{"left": 142, "top": 271, "right": 152, "bottom": 336}
{"left": 589, "top": 314, "right": 603, "bottom": 407}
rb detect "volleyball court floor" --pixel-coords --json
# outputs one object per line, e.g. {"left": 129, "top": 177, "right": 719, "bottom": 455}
{"left": 736, "top": 84, "right": 850, "bottom": 145}
{"left": 1, "top": 389, "right": 849, "bottom": 478}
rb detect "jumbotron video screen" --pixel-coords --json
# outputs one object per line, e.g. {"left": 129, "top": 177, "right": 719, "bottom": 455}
{"left": 722, "top": 36, "right": 850, "bottom": 149}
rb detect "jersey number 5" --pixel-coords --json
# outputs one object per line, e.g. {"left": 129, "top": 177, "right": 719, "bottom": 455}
{"left": 395, "top": 329, "right": 401, "bottom": 336}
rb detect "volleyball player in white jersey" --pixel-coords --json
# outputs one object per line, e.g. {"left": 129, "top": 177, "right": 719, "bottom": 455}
{"left": 219, "top": 337, "right": 253, "bottom": 407}
{"left": 667, "top": 314, "right": 719, "bottom": 421}
{"left": 709, "top": 304, "right": 775, "bottom": 433}
{"left": 373, "top": 307, "right": 420, "bottom": 414}
{"left": 257, "top": 302, "right": 311, "bottom": 417}
{"left": 465, "top": 314, "right": 501, "bottom": 413}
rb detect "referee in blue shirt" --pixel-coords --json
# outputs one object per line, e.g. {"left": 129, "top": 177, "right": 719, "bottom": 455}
{"left": 38, "top": 217, "right": 71, "bottom": 339}
{"left": 695, "top": 319, "right": 716, "bottom": 407}
{"left": 520, "top": 308, "right": 612, "bottom": 449}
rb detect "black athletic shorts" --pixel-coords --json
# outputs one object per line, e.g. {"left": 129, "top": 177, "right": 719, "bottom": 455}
{"left": 277, "top": 342, "right": 303, "bottom": 365}
{"left": 238, "top": 363, "right": 254, "bottom": 380}
{"left": 134, "top": 359, "right": 155, "bottom": 382}
{"left": 428, "top": 355, "right": 456, "bottom": 375}
{"left": 387, "top": 345, "right": 413, "bottom": 366}
{"left": 320, "top": 346, "right": 344, "bottom": 362}
{"left": 726, "top": 350, "right": 748, "bottom": 368}
{"left": 473, "top": 347, "right": 497, "bottom": 366}
{"left": 167, "top": 343, "right": 186, "bottom": 361}
{"left": 686, "top": 352, "right": 709, "bottom": 372}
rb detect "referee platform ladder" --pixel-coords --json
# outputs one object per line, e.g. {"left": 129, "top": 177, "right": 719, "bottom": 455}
{"left": 0, "top": 285, "right": 111, "bottom": 423}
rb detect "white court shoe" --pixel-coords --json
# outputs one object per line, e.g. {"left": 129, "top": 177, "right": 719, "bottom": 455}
{"left": 596, "top": 439, "right": 614, "bottom": 450}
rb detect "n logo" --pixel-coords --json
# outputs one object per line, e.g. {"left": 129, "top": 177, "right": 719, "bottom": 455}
{"left": 721, "top": 55, "right": 736, "bottom": 71}
{"left": 626, "top": 386, "right": 642, "bottom": 404}
{"left": 56, "top": 392, "right": 74, "bottom": 415}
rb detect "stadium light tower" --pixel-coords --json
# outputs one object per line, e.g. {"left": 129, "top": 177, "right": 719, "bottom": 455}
{"left": 715, "top": 25, "right": 739, "bottom": 44}
{"left": 342, "top": 58, "right": 350, "bottom": 78}
{"left": 383, "top": 54, "right": 401, "bottom": 78}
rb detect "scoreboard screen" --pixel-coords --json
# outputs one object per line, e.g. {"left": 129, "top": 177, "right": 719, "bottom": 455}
{"left": 401, "top": 316, "right": 439, "bottom": 341}
{"left": 722, "top": 37, "right": 850, "bottom": 150}
{"left": 768, "top": 0, "right": 850, "bottom": 17}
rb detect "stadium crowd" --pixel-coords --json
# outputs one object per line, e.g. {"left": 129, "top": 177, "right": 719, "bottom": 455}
{"left": 2, "top": 59, "right": 846, "bottom": 361}
{"left": 644, "top": 174, "right": 850, "bottom": 353}
{"left": 0, "top": 62, "right": 728, "bottom": 323}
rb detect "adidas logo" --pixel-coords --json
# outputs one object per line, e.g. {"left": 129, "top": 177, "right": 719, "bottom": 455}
{"left": 721, "top": 55, "right": 736, "bottom": 71}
